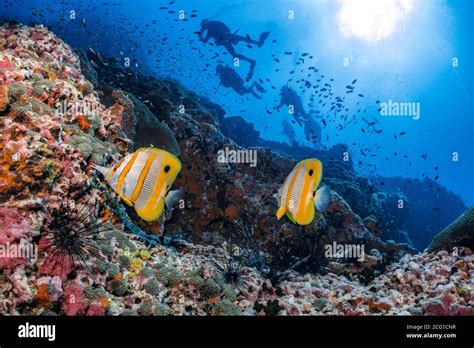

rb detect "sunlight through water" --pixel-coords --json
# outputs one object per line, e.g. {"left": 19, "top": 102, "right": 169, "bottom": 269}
{"left": 337, "top": 0, "right": 414, "bottom": 44}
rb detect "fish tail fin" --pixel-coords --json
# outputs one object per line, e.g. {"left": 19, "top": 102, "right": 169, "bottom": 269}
{"left": 91, "top": 164, "right": 109, "bottom": 177}
{"left": 276, "top": 207, "right": 286, "bottom": 220}
{"left": 314, "top": 185, "right": 331, "bottom": 213}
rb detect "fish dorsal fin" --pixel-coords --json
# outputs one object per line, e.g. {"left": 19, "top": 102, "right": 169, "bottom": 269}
{"left": 314, "top": 186, "right": 331, "bottom": 213}
{"left": 137, "top": 147, "right": 181, "bottom": 164}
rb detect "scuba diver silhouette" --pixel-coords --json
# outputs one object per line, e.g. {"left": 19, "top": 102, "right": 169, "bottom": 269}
{"left": 216, "top": 64, "right": 265, "bottom": 99}
{"left": 275, "top": 86, "right": 322, "bottom": 147}
{"left": 281, "top": 119, "right": 298, "bottom": 146}
{"left": 303, "top": 112, "right": 322, "bottom": 147}
{"left": 275, "top": 86, "right": 307, "bottom": 122}
{"left": 198, "top": 19, "right": 270, "bottom": 80}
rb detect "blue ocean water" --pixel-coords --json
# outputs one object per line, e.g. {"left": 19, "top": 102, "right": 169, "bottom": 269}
{"left": 2, "top": 0, "right": 473, "bottom": 208}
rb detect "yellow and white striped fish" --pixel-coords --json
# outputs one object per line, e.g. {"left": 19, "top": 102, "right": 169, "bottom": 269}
{"left": 276, "top": 158, "right": 331, "bottom": 225}
{"left": 93, "top": 148, "right": 182, "bottom": 222}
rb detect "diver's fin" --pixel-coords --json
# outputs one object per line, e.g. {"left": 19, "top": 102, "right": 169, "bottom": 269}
{"left": 276, "top": 207, "right": 286, "bottom": 220}
{"left": 314, "top": 186, "right": 331, "bottom": 213}
{"left": 165, "top": 190, "right": 183, "bottom": 208}
{"left": 258, "top": 31, "right": 270, "bottom": 47}
{"left": 91, "top": 164, "right": 109, "bottom": 177}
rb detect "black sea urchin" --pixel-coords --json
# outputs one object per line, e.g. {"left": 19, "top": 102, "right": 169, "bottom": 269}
{"left": 38, "top": 196, "right": 115, "bottom": 277}
{"left": 212, "top": 257, "right": 249, "bottom": 289}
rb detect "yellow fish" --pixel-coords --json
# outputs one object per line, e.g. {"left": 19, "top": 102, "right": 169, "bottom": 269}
{"left": 93, "top": 148, "right": 182, "bottom": 221}
{"left": 276, "top": 158, "right": 330, "bottom": 225}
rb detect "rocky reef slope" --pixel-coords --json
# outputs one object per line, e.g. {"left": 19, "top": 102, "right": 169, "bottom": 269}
{"left": 0, "top": 24, "right": 472, "bottom": 316}
{"left": 83, "top": 47, "right": 418, "bottom": 276}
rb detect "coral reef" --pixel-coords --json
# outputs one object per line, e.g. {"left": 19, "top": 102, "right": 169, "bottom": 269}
{"left": 1, "top": 231, "right": 472, "bottom": 315}
{"left": 0, "top": 24, "right": 471, "bottom": 317}
{"left": 87, "top": 47, "right": 417, "bottom": 277}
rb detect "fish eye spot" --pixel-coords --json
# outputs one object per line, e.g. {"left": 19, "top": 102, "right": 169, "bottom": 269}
{"left": 309, "top": 169, "right": 314, "bottom": 176}
{"left": 164, "top": 165, "right": 171, "bottom": 173}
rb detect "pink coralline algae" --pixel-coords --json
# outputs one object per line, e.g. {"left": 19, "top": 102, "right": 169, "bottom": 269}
{"left": 86, "top": 303, "right": 106, "bottom": 316}
{"left": 0, "top": 207, "right": 33, "bottom": 269}
{"left": 62, "top": 283, "right": 89, "bottom": 316}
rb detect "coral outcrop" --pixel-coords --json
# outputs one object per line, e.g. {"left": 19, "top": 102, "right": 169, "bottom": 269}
{"left": 426, "top": 207, "right": 474, "bottom": 253}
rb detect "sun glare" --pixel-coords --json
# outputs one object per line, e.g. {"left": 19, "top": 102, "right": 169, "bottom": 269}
{"left": 337, "top": 0, "right": 414, "bottom": 44}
